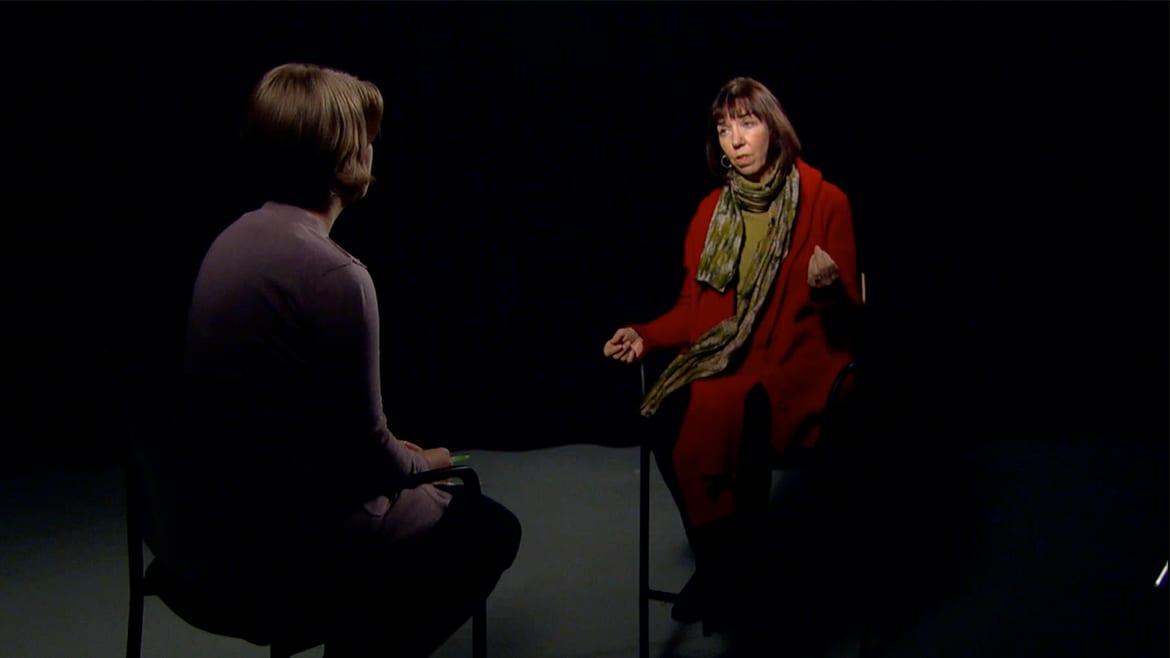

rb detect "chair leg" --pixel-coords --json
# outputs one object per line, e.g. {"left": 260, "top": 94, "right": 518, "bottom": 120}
{"left": 473, "top": 598, "right": 486, "bottom": 658}
{"left": 639, "top": 440, "right": 651, "bottom": 658}
{"left": 126, "top": 590, "right": 143, "bottom": 658}
{"left": 127, "top": 465, "right": 145, "bottom": 658}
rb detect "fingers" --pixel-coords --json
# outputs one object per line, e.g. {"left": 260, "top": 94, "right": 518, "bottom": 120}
{"left": 612, "top": 339, "right": 642, "bottom": 363}
{"left": 400, "top": 440, "right": 423, "bottom": 452}
{"left": 810, "top": 271, "right": 840, "bottom": 287}
{"left": 603, "top": 330, "right": 627, "bottom": 356}
{"left": 614, "top": 327, "right": 639, "bottom": 342}
{"left": 424, "top": 447, "right": 452, "bottom": 469}
{"left": 812, "top": 244, "right": 838, "bottom": 268}
{"left": 603, "top": 327, "right": 640, "bottom": 359}
{"left": 809, "top": 245, "right": 840, "bottom": 287}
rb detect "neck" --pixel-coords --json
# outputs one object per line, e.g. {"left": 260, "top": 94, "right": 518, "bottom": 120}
{"left": 744, "top": 157, "right": 781, "bottom": 186}
{"left": 742, "top": 167, "right": 768, "bottom": 185}
{"left": 307, "top": 196, "right": 345, "bottom": 234}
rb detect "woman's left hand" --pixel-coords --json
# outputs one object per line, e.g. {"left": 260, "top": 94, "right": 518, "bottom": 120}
{"left": 808, "top": 245, "right": 840, "bottom": 288}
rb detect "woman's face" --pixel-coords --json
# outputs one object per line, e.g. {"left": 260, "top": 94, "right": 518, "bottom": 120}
{"left": 717, "top": 110, "right": 771, "bottom": 182}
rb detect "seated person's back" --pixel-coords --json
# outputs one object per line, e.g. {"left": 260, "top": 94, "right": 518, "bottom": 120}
{"left": 154, "top": 62, "right": 520, "bottom": 658}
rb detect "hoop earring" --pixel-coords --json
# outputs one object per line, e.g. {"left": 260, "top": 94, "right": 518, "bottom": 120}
{"left": 720, "top": 155, "right": 732, "bottom": 169}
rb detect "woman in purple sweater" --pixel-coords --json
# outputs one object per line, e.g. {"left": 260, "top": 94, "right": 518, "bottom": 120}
{"left": 167, "top": 63, "right": 520, "bottom": 657}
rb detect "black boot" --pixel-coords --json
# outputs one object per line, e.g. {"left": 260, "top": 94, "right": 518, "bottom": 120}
{"left": 669, "top": 512, "right": 710, "bottom": 624}
{"left": 670, "top": 570, "right": 706, "bottom": 623}
{"left": 694, "top": 516, "right": 768, "bottom": 634}
{"left": 671, "top": 517, "right": 750, "bottom": 631}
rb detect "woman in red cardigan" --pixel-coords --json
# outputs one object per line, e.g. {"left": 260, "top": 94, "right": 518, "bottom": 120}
{"left": 603, "top": 77, "right": 862, "bottom": 627}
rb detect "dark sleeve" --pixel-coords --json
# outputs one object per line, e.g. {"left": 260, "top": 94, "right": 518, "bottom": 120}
{"left": 309, "top": 262, "right": 432, "bottom": 488}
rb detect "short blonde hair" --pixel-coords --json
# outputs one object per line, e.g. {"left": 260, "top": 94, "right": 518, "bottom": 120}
{"left": 705, "top": 77, "right": 802, "bottom": 180}
{"left": 243, "top": 63, "right": 384, "bottom": 209}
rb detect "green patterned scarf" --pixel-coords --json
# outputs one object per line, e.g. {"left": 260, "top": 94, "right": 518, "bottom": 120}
{"left": 640, "top": 160, "right": 800, "bottom": 417}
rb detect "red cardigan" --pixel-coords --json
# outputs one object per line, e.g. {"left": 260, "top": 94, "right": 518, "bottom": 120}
{"left": 631, "top": 158, "right": 861, "bottom": 453}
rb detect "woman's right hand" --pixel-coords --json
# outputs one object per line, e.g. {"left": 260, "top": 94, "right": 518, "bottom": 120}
{"left": 401, "top": 440, "right": 453, "bottom": 470}
{"left": 603, "top": 327, "right": 645, "bottom": 364}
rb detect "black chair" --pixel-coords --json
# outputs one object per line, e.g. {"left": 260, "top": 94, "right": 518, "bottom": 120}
{"left": 126, "top": 449, "right": 489, "bottom": 658}
{"left": 107, "top": 348, "right": 493, "bottom": 658}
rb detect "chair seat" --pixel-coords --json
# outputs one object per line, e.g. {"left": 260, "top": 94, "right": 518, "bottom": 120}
{"left": 143, "top": 559, "right": 322, "bottom": 653}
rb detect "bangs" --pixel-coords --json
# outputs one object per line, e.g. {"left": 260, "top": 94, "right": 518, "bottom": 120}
{"left": 712, "top": 95, "right": 761, "bottom": 124}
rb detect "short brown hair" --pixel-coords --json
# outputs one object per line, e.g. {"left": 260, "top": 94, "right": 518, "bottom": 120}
{"left": 705, "top": 77, "right": 802, "bottom": 180}
{"left": 242, "top": 63, "right": 384, "bottom": 209}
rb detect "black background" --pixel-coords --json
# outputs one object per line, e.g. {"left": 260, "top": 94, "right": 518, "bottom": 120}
{"left": 7, "top": 1, "right": 1167, "bottom": 458}
{"left": 4, "top": 1, "right": 1165, "bottom": 444}
{"left": 4, "top": 3, "right": 1167, "bottom": 654}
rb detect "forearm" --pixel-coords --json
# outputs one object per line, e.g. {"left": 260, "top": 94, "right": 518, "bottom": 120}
{"left": 629, "top": 310, "right": 691, "bottom": 353}
{"left": 630, "top": 263, "right": 701, "bottom": 352}
{"left": 378, "top": 422, "right": 433, "bottom": 475}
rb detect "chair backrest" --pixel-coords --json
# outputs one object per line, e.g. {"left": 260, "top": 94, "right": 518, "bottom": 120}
{"left": 819, "top": 360, "right": 860, "bottom": 446}
{"left": 115, "top": 351, "right": 295, "bottom": 654}
{"left": 124, "top": 420, "right": 324, "bottom": 656}
{"left": 110, "top": 350, "right": 184, "bottom": 568}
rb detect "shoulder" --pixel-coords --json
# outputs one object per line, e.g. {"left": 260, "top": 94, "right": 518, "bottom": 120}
{"left": 308, "top": 251, "right": 377, "bottom": 320}
{"left": 700, "top": 186, "right": 724, "bottom": 205}
{"left": 689, "top": 187, "right": 725, "bottom": 226}
{"left": 682, "top": 187, "right": 725, "bottom": 247}
{"left": 698, "top": 187, "right": 724, "bottom": 213}
{"left": 315, "top": 244, "right": 372, "bottom": 298}
{"left": 796, "top": 159, "right": 849, "bottom": 211}
{"left": 255, "top": 203, "right": 368, "bottom": 271}
{"left": 240, "top": 203, "right": 373, "bottom": 292}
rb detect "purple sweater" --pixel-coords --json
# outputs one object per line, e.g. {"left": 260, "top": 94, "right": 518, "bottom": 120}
{"left": 173, "top": 202, "right": 448, "bottom": 568}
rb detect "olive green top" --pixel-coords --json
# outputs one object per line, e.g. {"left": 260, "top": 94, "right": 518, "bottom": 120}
{"left": 736, "top": 209, "right": 771, "bottom": 313}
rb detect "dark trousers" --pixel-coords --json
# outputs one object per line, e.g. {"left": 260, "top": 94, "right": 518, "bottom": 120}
{"left": 647, "top": 382, "right": 773, "bottom": 536}
{"left": 319, "top": 491, "right": 521, "bottom": 658}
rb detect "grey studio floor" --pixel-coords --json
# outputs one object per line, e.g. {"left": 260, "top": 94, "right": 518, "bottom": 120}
{"left": 0, "top": 445, "right": 863, "bottom": 658}
{"left": 3, "top": 441, "right": 1166, "bottom": 658}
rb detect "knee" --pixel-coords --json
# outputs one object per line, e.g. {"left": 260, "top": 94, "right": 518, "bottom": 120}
{"left": 500, "top": 507, "right": 522, "bottom": 570}
{"left": 671, "top": 437, "right": 716, "bottom": 478}
{"left": 483, "top": 498, "right": 522, "bottom": 571}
